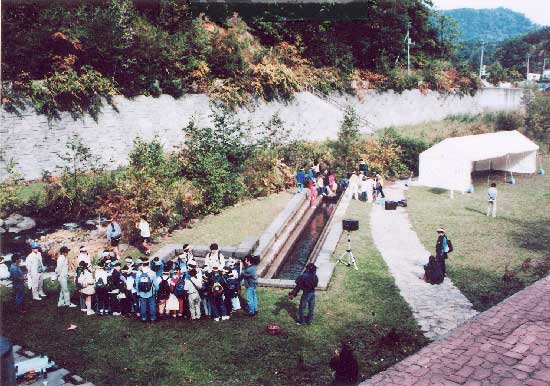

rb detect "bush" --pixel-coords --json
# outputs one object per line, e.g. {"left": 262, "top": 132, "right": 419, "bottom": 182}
{"left": 358, "top": 136, "right": 407, "bottom": 177}
{"left": 22, "top": 66, "right": 118, "bottom": 120}
{"left": 525, "top": 92, "right": 550, "bottom": 146}
{"left": 0, "top": 162, "right": 21, "bottom": 217}
{"left": 494, "top": 112, "right": 523, "bottom": 132}
{"left": 380, "top": 128, "right": 429, "bottom": 175}
{"left": 99, "top": 138, "right": 200, "bottom": 240}
{"left": 181, "top": 109, "right": 252, "bottom": 214}
{"left": 242, "top": 149, "right": 294, "bottom": 197}
{"left": 330, "top": 107, "right": 362, "bottom": 174}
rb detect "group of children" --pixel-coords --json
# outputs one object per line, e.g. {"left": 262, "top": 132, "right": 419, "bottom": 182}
{"left": 295, "top": 158, "right": 385, "bottom": 205}
{"left": 62, "top": 243, "right": 259, "bottom": 322}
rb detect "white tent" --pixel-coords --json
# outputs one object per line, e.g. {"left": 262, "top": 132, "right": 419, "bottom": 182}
{"left": 418, "top": 131, "right": 539, "bottom": 192}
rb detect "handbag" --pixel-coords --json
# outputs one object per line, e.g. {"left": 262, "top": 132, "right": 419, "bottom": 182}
{"left": 166, "top": 294, "right": 179, "bottom": 311}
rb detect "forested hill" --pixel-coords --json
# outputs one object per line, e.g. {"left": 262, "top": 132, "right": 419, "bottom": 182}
{"left": 443, "top": 7, "right": 538, "bottom": 42}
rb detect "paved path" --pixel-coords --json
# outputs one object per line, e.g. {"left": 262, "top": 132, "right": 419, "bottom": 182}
{"left": 370, "top": 181, "right": 477, "bottom": 340}
{"left": 360, "top": 275, "right": 550, "bottom": 386}
{"left": 12, "top": 344, "right": 94, "bottom": 386}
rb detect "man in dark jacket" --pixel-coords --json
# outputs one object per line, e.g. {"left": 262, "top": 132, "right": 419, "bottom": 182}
{"left": 289, "top": 263, "right": 318, "bottom": 325}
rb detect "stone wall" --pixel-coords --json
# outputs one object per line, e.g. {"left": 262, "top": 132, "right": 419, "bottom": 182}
{"left": 0, "top": 87, "right": 525, "bottom": 181}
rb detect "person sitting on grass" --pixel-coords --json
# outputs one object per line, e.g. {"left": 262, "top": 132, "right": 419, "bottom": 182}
{"left": 329, "top": 339, "right": 359, "bottom": 384}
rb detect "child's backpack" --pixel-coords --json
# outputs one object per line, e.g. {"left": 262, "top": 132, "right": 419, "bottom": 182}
{"left": 157, "top": 277, "right": 171, "bottom": 300}
{"left": 138, "top": 273, "right": 153, "bottom": 293}
{"left": 211, "top": 282, "right": 224, "bottom": 296}
{"left": 226, "top": 278, "right": 238, "bottom": 292}
{"left": 95, "top": 276, "right": 106, "bottom": 290}
{"left": 173, "top": 276, "right": 186, "bottom": 298}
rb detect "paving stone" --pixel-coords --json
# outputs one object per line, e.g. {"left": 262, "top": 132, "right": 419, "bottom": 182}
{"left": 360, "top": 275, "right": 550, "bottom": 386}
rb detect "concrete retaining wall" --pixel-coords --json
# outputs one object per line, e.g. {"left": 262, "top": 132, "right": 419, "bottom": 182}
{"left": 0, "top": 88, "right": 525, "bottom": 181}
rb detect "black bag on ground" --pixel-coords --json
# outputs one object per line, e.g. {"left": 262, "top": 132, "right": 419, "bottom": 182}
{"left": 397, "top": 199, "right": 408, "bottom": 207}
{"left": 385, "top": 201, "right": 398, "bottom": 210}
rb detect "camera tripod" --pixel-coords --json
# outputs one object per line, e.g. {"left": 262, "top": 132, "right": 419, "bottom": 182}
{"left": 336, "top": 231, "right": 358, "bottom": 270}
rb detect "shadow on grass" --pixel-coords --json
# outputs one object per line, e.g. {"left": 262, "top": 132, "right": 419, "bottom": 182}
{"left": 465, "top": 207, "right": 486, "bottom": 216}
{"left": 507, "top": 217, "right": 550, "bottom": 253}
{"left": 448, "top": 265, "right": 525, "bottom": 312}
{"left": 428, "top": 188, "right": 448, "bottom": 195}
{"left": 272, "top": 295, "right": 298, "bottom": 320}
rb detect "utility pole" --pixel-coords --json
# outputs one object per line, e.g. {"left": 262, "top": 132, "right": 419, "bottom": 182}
{"left": 527, "top": 54, "right": 530, "bottom": 75}
{"left": 404, "top": 23, "right": 415, "bottom": 75}
{"left": 479, "top": 41, "right": 486, "bottom": 79}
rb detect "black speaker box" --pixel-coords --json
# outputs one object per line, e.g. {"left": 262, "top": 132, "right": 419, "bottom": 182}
{"left": 342, "top": 219, "right": 359, "bottom": 231}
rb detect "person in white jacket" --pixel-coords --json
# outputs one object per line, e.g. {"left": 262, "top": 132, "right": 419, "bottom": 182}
{"left": 204, "top": 243, "right": 225, "bottom": 272}
{"left": 0, "top": 255, "right": 11, "bottom": 287}
{"left": 78, "top": 261, "right": 96, "bottom": 315}
{"left": 184, "top": 268, "right": 203, "bottom": 320}
{"left": 26, "top": 243, "right": 46, "bottom": 301}
{"left": 348, "top": 172, "right": 360, "bottom": 200}
{"left": 55, "top": 246, "right": 76, "bottom": 307}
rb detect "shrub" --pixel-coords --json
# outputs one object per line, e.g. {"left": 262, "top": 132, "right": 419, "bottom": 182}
{"left": 242, "top": 148, "right": 294, "bottom": 197}
{"left": 99, "top": 137, "right": 200, "bottom": 240}
{"left": 22, "top": 66, "right": 118, "bottom": 120}
{"left": 494, "top": 112, "right": 523, "bottom": 132}
{"left": 0, "top": 162, "right": 21, "bottom": 216}
{"left": 181, "top": 109, "right": 251, "bottom": 213}
{"left": 525, "top": 92, "right": 550, "bottom": 146}
{"left": 381, "top": 68, "right": 423, "bottom": 93}
{"left": 330, "top": 107, "right": 362, "bottom": 174}
{"left": 380, "top": 128, "right": 429, "bottom": 175}
{"left": 358, "top": 137, "right": 407, "bottom": 177}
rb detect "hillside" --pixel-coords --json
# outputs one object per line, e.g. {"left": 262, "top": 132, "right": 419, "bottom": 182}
{"left": 495, "top": 26, "right": 550, "bottom": 75}
{"left": 443, "top": 7, "right": 538, "bottom": 42}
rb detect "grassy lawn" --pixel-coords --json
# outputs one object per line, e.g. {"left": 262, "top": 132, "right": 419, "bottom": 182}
{"left": 1, "top": 199, "right": 426, "bottom": 386}
{"left": 407, "top": 158, "right": 550, "bottom": 312}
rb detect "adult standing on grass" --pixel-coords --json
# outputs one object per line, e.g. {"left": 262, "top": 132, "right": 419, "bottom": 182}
{"left": 106, "top": 217, "right": 123, "bottom": 258}
{"left": 486, "top": 183, "right": 498, "bottom": 218}
{"left": 9, "top": 254, "right": 26, "bottom": 314}
{"left": 435, "top": 228, "right": 451, "bottom": 276}
{"left": 289, "top": 263, "right": 319, "bottom": 325}
{"left": 26, "top": 243, "right": 46, "bottom": 301}
{"left": 136, "top": 257, "right": 158, "bottom": 323}
{"left": 349, "top": 172, "right": 360, "bottom": 200}
{"left": 242, "top": 255, "right": 258, "bottom": 316}
{"left": 55, "top": 246, "right": 76, "bottom": 307}
{"left": 137, "top": 215, "right": 152, "bottom": 255}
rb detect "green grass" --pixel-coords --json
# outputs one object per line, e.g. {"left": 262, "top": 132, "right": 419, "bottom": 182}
{"left": 1, "top": 199, "right": 426, "bottom": 386}
{"left": 386, "top": 113, "right": 497, "bottom": 144}
{"left": 407, "top": 159, "right": 550, "bottom": 312}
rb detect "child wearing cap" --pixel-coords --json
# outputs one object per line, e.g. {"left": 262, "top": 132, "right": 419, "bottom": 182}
{"left": 223, "top": 266, "right": 240, "bottom": 314}
{"left": 136, "top": 257, "right": 158, "bottom": 322}
{"left": 156, "top": 263, "right": 172, "bottom": 319}
{"left": 169, "top": 266, "right": 185, "bottom": 318}
{"left": 78, "top": 261, "right": 96, "bottom": 316}
{"left": 108, "top": 262, "right": 123, "bottom": 316}
{"left": 184, "top": 268, "right": 202, "bottom": 320}
{"left": 95, "top": 261, "right": 109, "bottom": 315}
{"left": 208, "top": 266, "right": 229, "bottom": 321}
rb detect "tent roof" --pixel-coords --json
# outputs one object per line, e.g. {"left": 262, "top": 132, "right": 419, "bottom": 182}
{"left": 421, "top": 130, "right": 539, "bottom": 162}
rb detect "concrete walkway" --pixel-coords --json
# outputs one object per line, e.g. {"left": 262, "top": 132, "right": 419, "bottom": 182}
{"left": 360, "top": 275, "right": 550, "bottom": 386}
{"left": 369, "top": 181, "right": 477, "bottom": 340}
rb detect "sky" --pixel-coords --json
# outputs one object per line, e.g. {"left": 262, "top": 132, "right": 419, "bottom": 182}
{"left": 431, "top": 0, "right": 550, "bottom": 26}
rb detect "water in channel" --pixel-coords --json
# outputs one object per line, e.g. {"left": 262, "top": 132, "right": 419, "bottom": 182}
{"left": 274, "top": 199, "right": 336, "bottom": 280}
